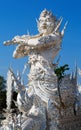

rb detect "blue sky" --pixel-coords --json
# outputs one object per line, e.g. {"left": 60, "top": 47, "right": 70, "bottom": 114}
{"left": 0, "top": 0, "right": 81, "bottom": 83}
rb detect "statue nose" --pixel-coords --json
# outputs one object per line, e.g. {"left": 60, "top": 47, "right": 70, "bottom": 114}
{"left": 41, "top": 22, "right": 47, "bottom": 28}
{"left": 42, "top": 23, "right": 46, "bottom": 26}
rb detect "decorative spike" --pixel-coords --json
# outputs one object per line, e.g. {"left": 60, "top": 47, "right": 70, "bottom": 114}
{"left": 17, "top": 70, "right": 21, "bottom": 81}
{"left": 71, "top": 71, "right": 74, "bottom": 80}
{"left": 56, "top": 55, "right": 61, "bottom": 65}
{"left": 22, "top": 62, "right": 28, "bottom": 75}
{"left": 58, "top": 16, "right": 62, "bottom": 21}
{"left": 70, "top": 73, "right": 72, "bottom": 79}
{"left": 9, "top": 64, "right": 13, "bottom": 72}
{"left": 27, "top": 30, "right": 30, "bottom": 35}
{"left": 36, "top": 18, "right": 39, "bottom": 25}
{"left": 61, "top": 21, "right": 68, "bottom": 36}
{"left": 54, "top": 17, "right": 63, "bottom": 33}
{"left": 21, "top": 78, "right": 24, "bottom": 85}
{"left": 78, "top": 67, "right": 81, "bottom": 76}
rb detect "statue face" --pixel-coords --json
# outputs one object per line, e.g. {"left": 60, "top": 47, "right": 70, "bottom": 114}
{"left": 38, "top": 10, "right": 55, "bottom": 34}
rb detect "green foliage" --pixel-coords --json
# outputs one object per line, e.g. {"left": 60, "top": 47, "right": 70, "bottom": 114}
{"left": 0, "top": 76, "right": 6, "bottom": 91}
{"left": 55, "top": 64, "right": 69, "bottom": 81}
{"left": 54, "top": 64, "right": 69, "bottom": 108}
{"left": 11, "top": 91, "right": 18, "bottom": 109}
{"left": 0, "top": 91, "right": 6, "bottom": 110}
{"left": 0, "top": 76, "right": 6, "bottom": 111}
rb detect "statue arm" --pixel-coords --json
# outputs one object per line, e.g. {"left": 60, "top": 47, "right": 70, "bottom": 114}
{"left": 3, "top": 33, "right": 42, "bottom": 46}
{"left": 38, "top": 33, "right": 62, "bottom": 45}
{"left": 3, "top": 35, "right": 30, "bottom": 45}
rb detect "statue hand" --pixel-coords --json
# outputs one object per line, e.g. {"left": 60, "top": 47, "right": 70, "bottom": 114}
{"left": 3, "top": 37, "right": 20, "bottom": 45}
{"left": 3, "top": 39, "right": 16, "bottom": 45}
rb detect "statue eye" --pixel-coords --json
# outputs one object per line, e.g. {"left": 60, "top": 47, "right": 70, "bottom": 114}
{"left": 47, "top": 18, "right": 50, "bottom": 21}
{"left": 39, "top": 19, "right": 44, "bottom": 23}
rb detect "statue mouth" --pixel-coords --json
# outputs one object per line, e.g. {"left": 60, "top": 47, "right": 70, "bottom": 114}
{"left": 40, "top": 25, "right": 47, "bottom": 29}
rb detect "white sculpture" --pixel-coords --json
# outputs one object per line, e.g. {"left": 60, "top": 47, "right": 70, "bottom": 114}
{"left": 3, "top": 9, "right": 67, "bottom": 130}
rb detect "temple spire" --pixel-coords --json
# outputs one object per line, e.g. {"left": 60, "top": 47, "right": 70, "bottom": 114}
{"left": 74, "top": 59, "right": 78, "bottom": 85}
